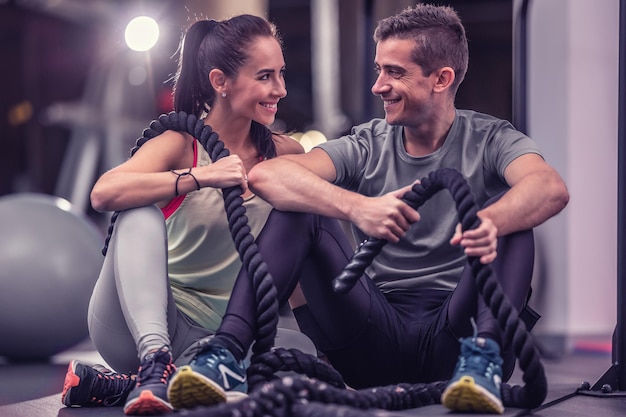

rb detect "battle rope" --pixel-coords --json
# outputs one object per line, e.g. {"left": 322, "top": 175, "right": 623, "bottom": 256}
{"left": 104, "top": 112, "right": 547, "bottom": 416}
{"left": 333, "top": 168, "right": 548, "bottom": 409}
{"left": 102, "top": 111, "right": 340, "bottom": 381}
{"left": 103, "top": 111, "right": 280, "bottom": 362}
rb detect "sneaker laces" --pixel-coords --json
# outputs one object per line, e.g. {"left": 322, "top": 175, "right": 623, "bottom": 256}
{"left": 191, "top": 344, "right": 236, "bottom": 370}
{"left": 457, "top": 339, "right": 494, "bottom": 372}
{"left": 188, "top": 338, "right": 236, "bottom": 366}
{"left": 136, "top": 348, "right": 176, "bottom": 387}
{"left": 187, "top": 337, "right": 214, "bottom": 360}
{"left": 457, "top": 318, "right": 501, "bottom": 375}
{"left": 95, "top": 371, "right": 135, "bottom": 406}
{"left": 202, "top": 347, "right": 228, "bottom": 367}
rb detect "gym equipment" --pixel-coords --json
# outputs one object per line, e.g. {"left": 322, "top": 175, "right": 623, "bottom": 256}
{"left": 0, "top": 193, "right": 103, "bottom": 360}
{"left": 513, "top": 0, "right": 626, "bottom": 400}
{"left": 579, "top": 0, "right": 626, "bottom": 396}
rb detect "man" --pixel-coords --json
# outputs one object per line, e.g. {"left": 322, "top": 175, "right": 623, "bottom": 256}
{"left": 171, "top": 4, "right": 569, "bottom": 414}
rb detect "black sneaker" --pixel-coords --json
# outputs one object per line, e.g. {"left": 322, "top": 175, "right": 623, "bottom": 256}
{"left": 61, "top": 360, "right": 135, "bottom": 407}
{"left": 123, "top": 347, "right": 176, "bottom": 415}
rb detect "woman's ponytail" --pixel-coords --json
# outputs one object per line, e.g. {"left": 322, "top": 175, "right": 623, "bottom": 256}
{"left": 173, "top": 20, "right": 218, "bottom": 117}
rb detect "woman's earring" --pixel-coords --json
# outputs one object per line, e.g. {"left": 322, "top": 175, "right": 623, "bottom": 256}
{"left": 221, "top": 92, "right": 227, "bottom": 98}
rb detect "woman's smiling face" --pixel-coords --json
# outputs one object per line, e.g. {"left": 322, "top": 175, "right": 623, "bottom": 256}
{"left": 227, "top": 36, "right": 287, "bottom": 126}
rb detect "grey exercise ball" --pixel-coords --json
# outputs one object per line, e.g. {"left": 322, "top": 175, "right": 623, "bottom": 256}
{"left": 0, "top": 193, "right": 103, "bottom": 360}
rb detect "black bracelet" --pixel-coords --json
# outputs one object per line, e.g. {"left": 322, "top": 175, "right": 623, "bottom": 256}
{"left": 170, "top": 167, "right": 201, "bottom": 196}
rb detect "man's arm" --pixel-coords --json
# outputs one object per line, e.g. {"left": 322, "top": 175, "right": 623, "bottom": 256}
{"left": 247, "top": 149, "right": 341, "bottom": 214}
{"left": 480, "top": 153, "right": 570, "bottom": 236}
{"left": 451, "top": 153, "right": 569, "bottom": 264}
{"left": 247, "top": 148, "right": 420, "bottom": 242}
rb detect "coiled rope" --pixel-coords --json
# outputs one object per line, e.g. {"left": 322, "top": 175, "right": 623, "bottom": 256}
{"left": 106, "top": 111, "right": 547, "bottom": 416}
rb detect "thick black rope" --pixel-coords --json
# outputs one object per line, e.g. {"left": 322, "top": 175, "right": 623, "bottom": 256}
{"left": 104, "top": 112, "right": 547, "bottom": 416}
{"left": 333, "top": 168, "right": 548, "bottom": 409}
{"left": 102, "top": 111, "right": 338, "bottom": 379}
{"left": 182, "top": 377, "right": 450, "bottom": 417}
{"left": 104, "top": 111, "right": 280, "bottom": 360}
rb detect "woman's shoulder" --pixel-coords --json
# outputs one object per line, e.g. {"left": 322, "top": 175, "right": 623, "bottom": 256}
{"left": 151, "top": 129, "right": 196, "bottom": 155}
{"left": 130, "top": 128, "right": 195, "bottom": 167}
{"left": 139, "top": 129, "right": 193, "bottom": 149}
{"left": 160, "top": 128, "right": 194, "bottom": 144}
{"left": 272, "top": 132, "right": 305, "bottom": 156}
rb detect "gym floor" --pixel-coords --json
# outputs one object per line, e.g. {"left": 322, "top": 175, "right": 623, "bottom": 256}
{"left": 1, "top": 337, "right": 624, "bottom": 417}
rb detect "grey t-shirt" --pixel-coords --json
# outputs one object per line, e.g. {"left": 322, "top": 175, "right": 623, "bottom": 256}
{"left": 316, "top": 109, "right": 542, "bottom": 293}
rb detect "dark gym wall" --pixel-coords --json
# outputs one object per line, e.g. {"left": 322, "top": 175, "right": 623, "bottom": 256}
{"left": 270, "top": 0, "right": 513, "bottom": 135}
{"left": 0, "top": 7, "right": 97, "bottom": 196}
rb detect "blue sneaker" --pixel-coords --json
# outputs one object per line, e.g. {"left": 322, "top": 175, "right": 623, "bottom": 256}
{"left": 123, "top": 347, "right": 176, "bottom": 415}
{"left": 167, "top": 343, "right": 247, "bottom": 410}
{"left": 441, "top": 336, "right": 504, "bottom": 414}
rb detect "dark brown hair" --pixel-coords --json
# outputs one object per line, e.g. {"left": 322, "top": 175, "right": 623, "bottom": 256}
{"left": 373, "top": 4, "right": 468, "bottom": 95}
{"left": 173, "top": 15, "right": 282, "bottom": 159}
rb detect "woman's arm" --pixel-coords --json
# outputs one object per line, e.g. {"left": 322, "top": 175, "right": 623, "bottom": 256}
{"left": 91, "top": 130, "right": 249, "bottom": 212}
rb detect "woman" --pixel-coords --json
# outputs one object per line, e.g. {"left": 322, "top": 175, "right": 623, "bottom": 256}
{"left": 60, "top": 14, "right": 303, "bottom": 416}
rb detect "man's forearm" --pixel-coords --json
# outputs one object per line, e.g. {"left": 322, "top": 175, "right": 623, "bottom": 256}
{"left": 479, "top": 170, "right": 569, "bottom": 236}
{"left": 248, "top": 157, "right": 358, "bottom": 221}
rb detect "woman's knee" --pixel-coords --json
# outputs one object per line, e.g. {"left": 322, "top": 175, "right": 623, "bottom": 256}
{"left": 115, "top": 205, "right": 164, "bottom": 229}
{"left": 110, "top": 206, "right": 167, "bottom": 248}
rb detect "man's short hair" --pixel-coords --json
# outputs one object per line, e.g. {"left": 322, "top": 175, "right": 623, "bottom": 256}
{"left": 373, "top": 4, "right": 469, "bottom": 95}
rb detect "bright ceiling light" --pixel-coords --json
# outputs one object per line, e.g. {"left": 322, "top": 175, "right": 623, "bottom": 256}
{"left": 125, "top": 16, "right": 159, "bottom": 52}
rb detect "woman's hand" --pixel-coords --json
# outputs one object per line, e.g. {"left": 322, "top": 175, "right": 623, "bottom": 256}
{"left": 195, "top": 155, "right": 249, "bottom": 192}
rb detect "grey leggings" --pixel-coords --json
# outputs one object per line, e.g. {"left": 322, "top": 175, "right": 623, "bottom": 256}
{"left": 87, "top": 205, "right": 213, "bottom": 373}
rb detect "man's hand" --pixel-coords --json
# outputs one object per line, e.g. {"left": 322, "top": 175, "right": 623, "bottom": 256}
{"left": 450, "top": 216, "right": 498, "bottom": 264}
{"left": 352, "top": 183, "right": 421, "bottom": 242}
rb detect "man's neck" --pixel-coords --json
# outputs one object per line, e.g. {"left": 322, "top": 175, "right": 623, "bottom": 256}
{"left": 403, "top": 107, "right": 456, "bottom": 157}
